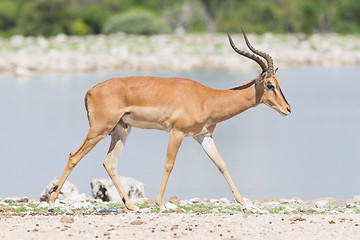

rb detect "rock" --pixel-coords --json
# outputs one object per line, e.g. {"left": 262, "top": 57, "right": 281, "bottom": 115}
{"left": 307, "top": 197, "right": 342, "bottom": 206}
{"left": 168, "top": 196, "right": 180, "bottom": 205}
{"left": 315, "top": 200, "right": 329, "bottom": 208}
{"left": 4, "top": 197, "right": 28, "bottom": 203}
{"left": 90, "top": 177, "right": 145, "bottom": 202}
{"left": 40, "top": 178, "right": 81, "bottom": 202}
{"left": 143, "top": 198, "right": 154, "bottom": 205}
{"left": 346, "top": 202, "right": 355, "bottom": 208}
{"left": 262, "top": 201, "right": 280, "bottom": 207}
{"left": 353, "top": 195, "right": 360, "bottom": 201}
{"left": 0, "top": 206, "right": 16, "bottom": 212}
{"left": 188, "top": 198, "right": 201, "bottom": 204}
{"left": 289, "top": 216, "right": 306, "bottom": 222}
{"left": 164, "top": 203, "right": 178, "bottom": 211}
{"left": 130, "top": 220, "right": 144, "bottom": 225}
{"left": 60, "top": 216, "right": 74, "bottom": 223}
{"left": 36, "top": 202, "right": 49, "bottom": 209}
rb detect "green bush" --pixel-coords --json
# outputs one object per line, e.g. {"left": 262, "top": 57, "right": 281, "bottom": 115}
{"left": 15, "top": 0, "right": 75, "bottom": 36}
{"left": 78, "top": 5, "right": 112, "bottom": 34}
{"left": 69, "top": 19, "right": 91, "bottom": 36}
{"left": 0, "top": 0, "right": 18, "bottom": 33}
{"left": 102, "top": 9, "right": 170, "bottom": 35}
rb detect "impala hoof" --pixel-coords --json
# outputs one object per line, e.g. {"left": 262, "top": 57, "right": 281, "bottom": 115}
{"left": 126, "top": 205, "right": 139, "bottom": 212}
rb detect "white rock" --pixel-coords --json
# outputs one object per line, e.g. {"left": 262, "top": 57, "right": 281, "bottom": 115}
{"left": 70, "top": 202, "right": 92, "bottom": 210}
{"left": 40, "top": 177, "right": 82, "bottom": 202}
{"left": 139, "top": 207, "right": 151, "bottom": 213}
{"left": 131, "top": 198, "right": 147, "bottom": 205}
{"left": 164, "top": 203, "right": 178, "bottom": 211}
{"left": 346, "top": 202, "right": 355, "bottom": 208}
{"left": 262, "top": 201, "right": 280, "bottom": 207}
{"left": 315, "top": 200, "right": 329, "bottom": 208}
{"left": 67, "top": 193, "right": 88, "bottom": 202}
{"left": 243, "top": 198, "right": 252, "bottom": 205}
{"left": 219, "top": 197, "right": 229, "bottom": 203}
{"left": 188, "top": 198, "right": 201, "bottom": 203}
{"left": 353, "top": 195, "right": 360, "bottom": 201}
{"left": 36, "top": 202, "right": 49, "bottom": 209}
{"left": 90, "top": 177, "right": 145, "bottom": 202}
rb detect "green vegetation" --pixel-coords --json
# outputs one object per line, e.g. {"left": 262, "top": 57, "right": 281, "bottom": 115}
{"left": 1, "top": 0, "right": 360, "bottom": 37}
{"left": 1, "top": 200, "right": 360, "bottom": 216}
{"left": 103, "top": 9, "right": 171, "bottom": 35}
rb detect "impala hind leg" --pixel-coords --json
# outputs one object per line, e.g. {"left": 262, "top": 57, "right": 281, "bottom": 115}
{"left": 194, "top": 134, "right": 245, "bottom": 205}
{"left": 155, "top": 130, "right": 185, "bottom": 211}
{"left": 48, "top": 127, "right": 109, "bottom": 210}
{"left": 103, "top": 122, "right": 137, "bottom": 211}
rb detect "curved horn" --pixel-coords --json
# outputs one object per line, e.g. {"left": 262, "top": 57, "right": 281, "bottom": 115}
{"left": 227, "top": 27, "right": 267, "bottom": 73}
{"left": 241, "top": 28, "right": 274, "bottom": 75}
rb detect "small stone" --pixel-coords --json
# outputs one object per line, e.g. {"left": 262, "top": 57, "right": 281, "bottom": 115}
{"left": 0, "top": 206, "right": 16, "bottom": 212}
{"left": 60, "top": 216, "right": 74, "bottom": 223}
{"left": 189, "top": 198, "right": 200, "bottom": 204}
{"left": 143, "top": 198, "right": 154, "bottom": 205}
{"left": 130, "top": 220, "right": 144, "bottom": 225}
{"left": 164, "top": 203, "right": 178, "bottom": 211}
{"left": 171, "top": 225, "right": 179, "bottom": 231}
{"left": 329, "top": 221, "right": 336, "bottom": 224}
{"left": 168, "top": 196, "right": 180, "bottom": 205}
{"left": 193, "top": 206, "right": 207, "bottom": 211}
{"left": 289, "top": 217, "right": 306, "bottom": 222}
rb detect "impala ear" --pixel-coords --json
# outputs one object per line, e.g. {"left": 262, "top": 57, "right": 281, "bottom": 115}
{"left": 255, "top": 72, "right": 267, "bottom": 85}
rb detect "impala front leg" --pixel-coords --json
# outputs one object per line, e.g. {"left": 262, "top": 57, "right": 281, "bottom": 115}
{"left": 194, "top": 134, "right": 245, "bottom": 205}
{"left": 155, "top": 130, "right": 185, "bottom": 211}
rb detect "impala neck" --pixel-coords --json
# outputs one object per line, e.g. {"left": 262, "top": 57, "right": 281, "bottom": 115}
{"left": 208, "top": 79, "right": 260, "bottom": 124}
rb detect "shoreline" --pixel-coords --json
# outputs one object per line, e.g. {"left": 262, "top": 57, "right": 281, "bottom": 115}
{"left": 1, "top": 33, "right": 360, "bottom": 76}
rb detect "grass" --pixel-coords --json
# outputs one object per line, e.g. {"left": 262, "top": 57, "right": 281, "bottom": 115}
{"left": 1, "top": 199, "right": 360, "bottom": 216}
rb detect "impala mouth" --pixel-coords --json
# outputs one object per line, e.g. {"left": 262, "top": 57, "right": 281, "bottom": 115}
{"left": 280, "top": 107, "right": 291, "bottom": 116}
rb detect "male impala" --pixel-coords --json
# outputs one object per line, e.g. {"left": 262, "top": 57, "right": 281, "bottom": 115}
{"left": 49, "top": 28, "right": 291, "bottom": 211}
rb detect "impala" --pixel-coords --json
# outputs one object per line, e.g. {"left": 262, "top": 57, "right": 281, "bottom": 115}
{"left": 49, "top": 28, "right": 291, "bottom": 211}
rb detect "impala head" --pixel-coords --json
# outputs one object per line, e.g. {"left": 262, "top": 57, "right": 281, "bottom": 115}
{"left": 227, "top": 27, "right": 291, "bottom": 116}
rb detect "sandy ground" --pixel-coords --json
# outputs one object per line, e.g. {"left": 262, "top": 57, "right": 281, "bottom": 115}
{"left": 1, "top": 212, "right": 360, "bottom": 240}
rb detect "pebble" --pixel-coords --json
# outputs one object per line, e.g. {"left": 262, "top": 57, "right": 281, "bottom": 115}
{"left": 60, "top": 216, "right": 74, "bottom": 223}
{"left": 130, "top": 220, "right": 144, "bottom": 225}
{"left": 164, "top": 203, "right": 178, "bottom": 211}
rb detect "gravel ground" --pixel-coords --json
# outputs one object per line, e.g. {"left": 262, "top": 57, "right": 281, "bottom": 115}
{"left": 2, "top": 212, "right": 360, "bottom": 240}
{"left": 1, "top": 196, "right": 360, "bottom": 240}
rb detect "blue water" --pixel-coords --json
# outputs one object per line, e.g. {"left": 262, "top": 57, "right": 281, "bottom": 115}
{"left": 0, "top": 66, "right": 359, "bottom": 201}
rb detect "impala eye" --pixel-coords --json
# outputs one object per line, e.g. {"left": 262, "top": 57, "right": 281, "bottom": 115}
{"left": 266, "top": 84, "right": 275, "bottom": 90}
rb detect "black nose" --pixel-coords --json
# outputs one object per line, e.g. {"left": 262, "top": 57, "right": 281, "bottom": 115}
{"left": 287, "top": 107, "right": 291, "bottom": 113}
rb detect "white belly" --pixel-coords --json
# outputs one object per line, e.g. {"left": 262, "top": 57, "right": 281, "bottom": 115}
{"left": 122, "top": 113, "right": 171, "bottom": 132}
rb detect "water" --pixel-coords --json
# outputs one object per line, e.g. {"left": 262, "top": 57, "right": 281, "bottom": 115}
{"left": 0, "top": 66, "right": 359, "bottom": 201}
